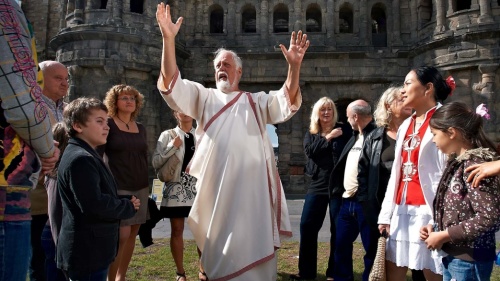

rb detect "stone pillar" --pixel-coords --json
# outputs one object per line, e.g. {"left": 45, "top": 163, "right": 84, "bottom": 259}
{"left": 410, "top": 0, "right": 418, "bottom": 40}
{"left": 227, "top": 0, "right": 236, "bottom": 40}
{"left": 195, "top": 0, "right": 203, "bottom": 39}
{"left": 471, "top": 0, "right": 480, "bottom": 10}
{"left": 293, "top": 0, "right": 302, "bottom": 32}
{"left": 478, "top": 0, "right": 493, "bottom": 23}
{"left": 434, "top": 0, "right": 446, "bottom": 33}
{"left": 110, "top": 0, "right": 123, "bottom": 25}
{"left": 359, "top": 0, "right": 369, "bottom": 45}
{"left": 60, "top": 0, "right": 68, "bottom": 29}
{"left": 447, "top": 0, "right": 454, "bottom": 16}
{"left": 74, "top": 0, "right": 84, "bottom": 23}
{"left": 473, "top": 64, "right": 499, "bottom": 99}
{"left": 391, "top": 0, "right": 402, "bottom": 45}
{"left": 260, "top": 0, "right": 268, "bottom": 41}
{"left": 326, "top": 0, "right": 334, "bottom": 46}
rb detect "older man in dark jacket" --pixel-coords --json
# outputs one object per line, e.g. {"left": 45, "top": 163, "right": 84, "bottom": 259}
{"left": 328, "top": 99, "right": 376, "bottom": 281}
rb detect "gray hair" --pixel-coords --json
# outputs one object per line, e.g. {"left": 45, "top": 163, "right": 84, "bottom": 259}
{"left": 213, "top": 48, "right": 242, "bottom": 70}
{"left": 351, "top": 103, "right": 371, "bottom": 116}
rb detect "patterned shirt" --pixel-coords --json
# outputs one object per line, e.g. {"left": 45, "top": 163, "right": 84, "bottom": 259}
{"left": 434, "top": 148, "right": 500, "bottom": 262}
{"left": 0, "top": 0, "right": 55, "bottom": 221}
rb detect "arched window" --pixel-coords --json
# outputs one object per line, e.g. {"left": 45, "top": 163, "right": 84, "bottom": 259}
{"left": 306, "top": 4, "right": 322, "bottom": 32}
{"left": 339, "top": 4, "right": 353, "bottom": 33}
{"left": 210, "top": 5, "right": 224, "bottom": 34}
{"left": 371, "top": 4, "right": 387, "bottom": 47}
{"left": 130, "top": 0, "right": 143, "bottom": 14}
{"left": 418, "top": 0, "right": 432, "bottom": 28}
{"left": 456, "top": 0, "right": 471, "bottom": 11}
{"left": 273, "top": 4, "right": 289, "bottom": 33}
{"left": 241, "top": 5, "right": 256, "bottom": 33}
{"left": 100, "top": 0, "right": 108, "bottom": 9}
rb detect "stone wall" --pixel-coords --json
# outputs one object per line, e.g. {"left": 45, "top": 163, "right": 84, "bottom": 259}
{"left": 22, "top": 0, "right": 500, "bottom": 194}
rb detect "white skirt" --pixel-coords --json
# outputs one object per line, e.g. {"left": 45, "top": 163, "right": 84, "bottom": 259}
{"left": 386, "top": 204, "right": 443, "bottom": 274}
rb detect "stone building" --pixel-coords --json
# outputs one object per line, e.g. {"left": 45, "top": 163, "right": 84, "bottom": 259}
{"left": 22, "top": 0, "right": 500, "bottom": 193}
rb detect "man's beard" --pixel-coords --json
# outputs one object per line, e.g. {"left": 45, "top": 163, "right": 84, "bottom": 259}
{"left": 216, "top": 78, "right": 237, "bottom": 94}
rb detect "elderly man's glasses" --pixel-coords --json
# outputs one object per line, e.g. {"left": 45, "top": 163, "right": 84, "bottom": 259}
{"left": 118, "top": 97, "right": 136, "bottom": 102}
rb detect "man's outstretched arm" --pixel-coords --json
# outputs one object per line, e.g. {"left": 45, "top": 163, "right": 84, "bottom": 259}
{"left": 156, "top": 2, "right": 183, "bottom": 88}
{"left": 280, "top": 30, "right": 310, "bottom": 104}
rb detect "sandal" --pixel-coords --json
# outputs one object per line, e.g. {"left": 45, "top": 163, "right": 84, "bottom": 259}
{"left": 199, "top": 270, "right": 209, "bottom": 281}
{"left": 176, "top": 271, "right": 186, "bottom": 281}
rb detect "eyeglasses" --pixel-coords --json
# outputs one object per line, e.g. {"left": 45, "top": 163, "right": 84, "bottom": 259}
{"left": 118, "top": 97, "right": 136, "bottom": 102}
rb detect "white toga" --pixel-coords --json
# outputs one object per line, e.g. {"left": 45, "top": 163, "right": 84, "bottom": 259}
{"left": 157, "top": 71, "right": 297, "bottom": 281}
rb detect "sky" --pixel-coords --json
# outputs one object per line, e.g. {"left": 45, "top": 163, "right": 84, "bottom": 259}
{"left": 266, "top": 124, "right": 278, "bottom": 147}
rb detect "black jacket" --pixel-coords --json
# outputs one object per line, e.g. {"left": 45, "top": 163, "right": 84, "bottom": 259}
{"left": 304, "top": 122, "right": 352, "bottom": 180}
{"left": 356, "top": 126, "right": 388, "bottom": 227}
{"left": 57, "top": 138, "right": 136, "bottom": 277}
{"left": 328, "top": 122, "right": 376, "bottom": 197}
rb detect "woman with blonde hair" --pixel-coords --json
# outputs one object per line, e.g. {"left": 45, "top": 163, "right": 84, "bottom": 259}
{"left": 101, "top": 84, "right": 149, "bottom": 281}
{"left": 290, "top": 97, "right": 352, "bottom": 281}
{"left": 357, "top": 87, "right": 413, "bottom": 278}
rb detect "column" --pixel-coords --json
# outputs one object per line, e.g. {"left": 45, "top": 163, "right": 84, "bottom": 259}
{"left": 111, "top": 0, "right": 123, "bottom": 25}
{"left": 74, "top": 0, "right": 84, "bottom": 23}
{"left": 359, "top": 0, "right": 369, "bottom": 45}
{"left": 434, "top": 0, "right": 446, "bottom": 33}
{"left": 195, "top": 0, "right": 203, "bottom": 39}
{"left": 260, "top": 0, "right": 268, "bottom": 41}
{"left": 293, "top": 0, "right": 302, "bottom": 31}
{"left": 478, "top": 0, "right": 493, "bottom": 23}
{"left": 391, "top": 0, "right": 402, "bottom": 45}
{"left": 326, "top": 0, "right": 335, "bottom": 46}
{"left": 227, "top": 0, "right": 236, "bottom": 40}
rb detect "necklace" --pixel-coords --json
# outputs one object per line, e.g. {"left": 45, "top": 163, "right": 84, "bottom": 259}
{"left": 116, "top": 116, "right": 132, "bottom": 130}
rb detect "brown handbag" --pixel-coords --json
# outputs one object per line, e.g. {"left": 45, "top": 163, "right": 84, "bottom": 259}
{"left": 369, "top": 230, "right": 387, "bottom": 281}
{"left": 156, "top": 129, "right": 180, "bottom": 183}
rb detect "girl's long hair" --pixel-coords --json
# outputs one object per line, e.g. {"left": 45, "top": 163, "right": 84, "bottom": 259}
{"left": 430, "top": 102, "right": 497, "bottom": 152}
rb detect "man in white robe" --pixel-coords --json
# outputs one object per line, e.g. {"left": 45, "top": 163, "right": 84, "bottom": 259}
{"left": 156, "top": 3, "right": 310, "bottom": 280}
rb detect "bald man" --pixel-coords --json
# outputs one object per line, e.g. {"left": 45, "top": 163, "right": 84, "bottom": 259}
{"left": 328, "top": 99, "right": 377, "bottom": 281}
{"left": 30, "top": 61, "right": 68, "bottom": 281}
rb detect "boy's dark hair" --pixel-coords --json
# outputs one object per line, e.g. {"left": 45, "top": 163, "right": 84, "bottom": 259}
{"left": 430, "top": 102, "right": 497, "bottom": 152}
{"left": 50, "top": 122, "right": 69, "bottom": 177}
{"left": 412, "top": 66, "right": 452, "bottom": 102}
{"left": 63, "top": 98, "right": 108, "bottom": 137}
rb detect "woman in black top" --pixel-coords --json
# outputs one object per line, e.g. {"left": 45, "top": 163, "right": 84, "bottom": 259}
{"left": 290, "top": 97, "right": 352, "bottom": 281}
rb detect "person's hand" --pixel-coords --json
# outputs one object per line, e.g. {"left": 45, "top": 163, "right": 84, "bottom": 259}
{"left": 172, "top": 135, "right": 182, "bottom": 148}
{"left": 465, "top": 160, "right": 500, "bottom": 188}
{"left": 130, "top": 196, "right": 141, "bottom": 211}
{"left": 279, "top": 30, "right": 310, "bottom": 68}
{"left": 325, "top": 128, "right": 342, "bottom": 141}
{"left": 378, "top": 224, "right": 390, "bottom": 236}
{"left": 40, "top": 141, "right": 60, "bottom": 175}
{"left": 424, "top": 230, "right": 450, "bottom": 250}
{"left": 420, "top": 224, "right": 433, "bottom": 241}
{"left": 156, "top": 3, "right": 183, "bottom": 40}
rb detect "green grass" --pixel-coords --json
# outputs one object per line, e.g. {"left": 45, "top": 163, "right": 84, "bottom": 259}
{"left": 127, "top": 239, "right": 500, "bottom": 280}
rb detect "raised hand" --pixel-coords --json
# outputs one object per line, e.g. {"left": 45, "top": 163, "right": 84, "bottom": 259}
{"left": 279, "top": 30, "right": 310, "bottom": 67}
{"left": 156, "top": 2, "right": 183, "bottom": 39}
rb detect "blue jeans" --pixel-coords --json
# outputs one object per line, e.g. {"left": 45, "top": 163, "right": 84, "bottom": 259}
{"left": 68, "top": 267, "right": 109, "bottom": 281}
{"left": 442, "top": 255, "right": 493, "bottom": 281}
{"left": 297, "top": 193, "right": 341, "bottom": 278}
{"left": 333, "top": 198, "right": 378, "bottom": 281}
{"left": 0, "top": 220, "right": 31, "bottom": 281}
{"left": 41, "top": 224, "right": 67, "bottom": 280}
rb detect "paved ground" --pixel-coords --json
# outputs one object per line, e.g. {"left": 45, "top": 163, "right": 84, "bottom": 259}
{"left": 151, "top": 196, "right": 500, "bottom": 242}
{"left": 152, "top": 196, "right": 331, "bottom": 242}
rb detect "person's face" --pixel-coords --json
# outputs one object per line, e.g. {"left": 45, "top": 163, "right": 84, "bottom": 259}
{"left": 346, "top": 106, "right": 357, "bottom": 130}
{"left": 430, "top": 127, "right": 459, "bottom": 155}
{"left": 389, "top": 93, "right": 413, "bottom": 120}
{"left": 73, "top": 109, "right": 110, "bottom": 148}
{"left": 175, "top": 111, "right": 193, "bottom": 123}
{"left": 116, "top": 92, "right": 137, "bottom": 114}
{"left": 214, "top": 52, "right": 242, "bottom": 93}
{"left": 43, "top": 64, "right": 69, "bottom": 102}
{"left": 401, "top": 71, "right": 428, "bottom": 109}
{"left": 318, "top": 103, "right": 334, "bottom": 124}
